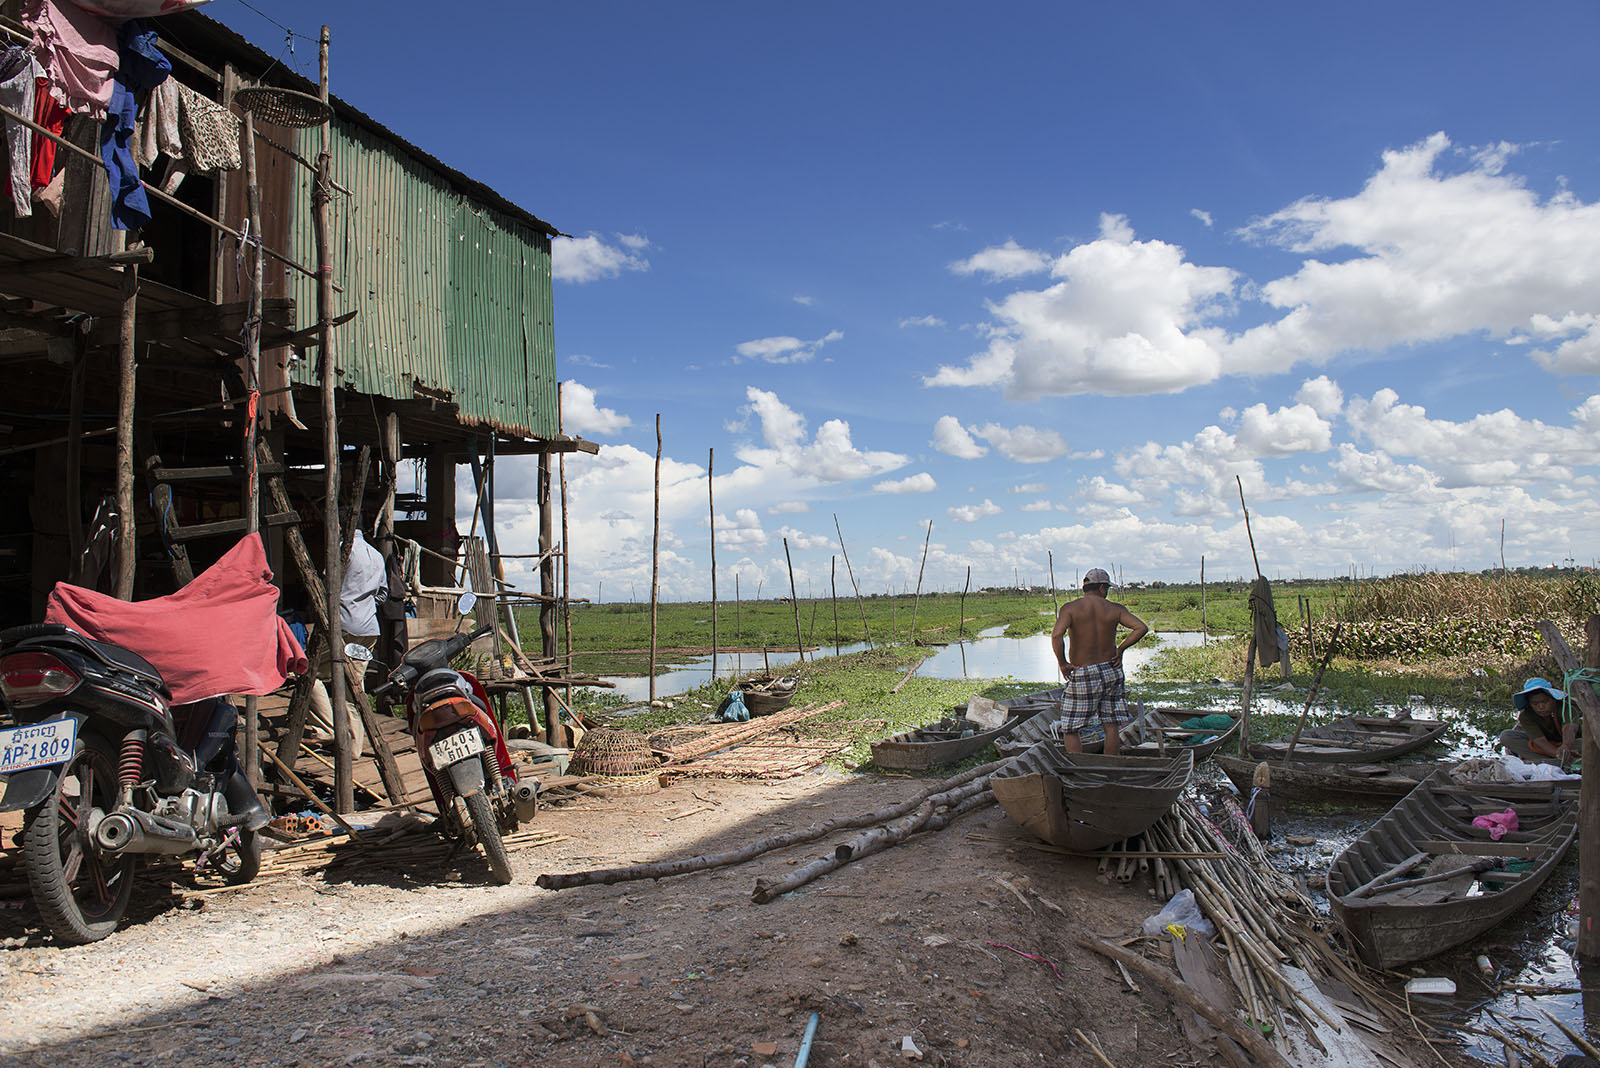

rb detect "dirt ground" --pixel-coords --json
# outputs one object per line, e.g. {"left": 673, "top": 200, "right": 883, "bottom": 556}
{"left": 0, "top": 768, "right": 1466, "bottom": 1068}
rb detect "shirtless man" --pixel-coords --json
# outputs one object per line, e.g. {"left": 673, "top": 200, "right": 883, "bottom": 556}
{"left": 1049, "top": 567, "right": 1149, "bottom": 754}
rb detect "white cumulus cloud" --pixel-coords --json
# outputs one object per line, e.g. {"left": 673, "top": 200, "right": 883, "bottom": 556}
{"left": 735, "top": 330, "right": 843, "bottom": 364}
{"left": 948, "top": 239, "right": 1051, "bottom": 280}
{"left": 972, "top": 423, "right": 1070, "bottom": 463}
{"left": 739, "top": 388, "right": 908, "bottom": 482}
{"left": 947, "top": 499, "right": 1002, "bottom": 522}
{"left": 552, "top": 233, "right": 650, "bottom": 283}
{"left": 931, "top": 415, "right": 988, "bottom": 459}
{"left": 560, "top": 381, "right": 631, "bottom": 436}
{"left": 874, "top": 473, "right": 937, "bottom": 494}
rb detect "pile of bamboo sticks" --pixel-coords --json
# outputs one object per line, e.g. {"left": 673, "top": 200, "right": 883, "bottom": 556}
{"left": 1145, "top": 798, "right": 1398, "bottom": 1053}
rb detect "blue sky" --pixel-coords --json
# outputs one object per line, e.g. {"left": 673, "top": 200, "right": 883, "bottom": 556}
{"left": 215, "top": 2, "right": 1600, "bottom": 600}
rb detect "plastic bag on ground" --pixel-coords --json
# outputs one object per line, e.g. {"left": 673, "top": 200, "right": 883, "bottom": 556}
{"left": 1141, "top": 888, "right": 1215, "bottom": 940}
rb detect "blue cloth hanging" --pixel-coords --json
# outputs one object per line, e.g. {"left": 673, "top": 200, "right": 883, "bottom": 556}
{"left": 100, "top": 20, "right": 169, "bottom": 230}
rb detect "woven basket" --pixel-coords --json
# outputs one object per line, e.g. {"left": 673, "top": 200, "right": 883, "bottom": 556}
{"left": 568, "top": 726, "right": 659, "bottom": 777}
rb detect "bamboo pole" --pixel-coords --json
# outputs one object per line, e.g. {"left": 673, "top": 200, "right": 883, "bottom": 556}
{"left": 1200, "top": 555, "right": 1206, "bottom": 641}
{"left": 1237, "top": 634, "right": 1257, "bottom": 758}
{"left": 114, "top": 259, "right": 138, "bottom": 599}
{"left": 537, "top": 446, "right": 559, "bottom": 741}
{"left": 314, "top": 26, "right": 351, "bottom": 813}
{"left": 1236, "top": 476, "right": 1261, "bottom": 580}
{"left": 833, "top": 513, "right": 872, "bottom": 647}
{"left": 783, "top": 538, "right": 803, "bottom": 662}
{"left": 648, "top": 414, "right": 661, "bottom": 704}
{"left": 910, "top": 520, "right": 932, "bottom": 644}
{"left": 708, "top": 447, "right": 718, "bottom": 683}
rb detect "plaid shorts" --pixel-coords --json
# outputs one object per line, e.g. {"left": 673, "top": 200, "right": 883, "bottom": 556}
{"left": 1055, "top": 660, "right": 1129, "bottom": 733}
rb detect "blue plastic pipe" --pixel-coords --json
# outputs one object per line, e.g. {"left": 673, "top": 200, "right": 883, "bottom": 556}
{"left": 793, "top": 1013, "right": 820, "bottom": 1068}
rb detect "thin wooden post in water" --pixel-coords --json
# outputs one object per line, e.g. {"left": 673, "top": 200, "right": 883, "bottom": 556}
{"left": 830, "top": 557, "right": 840, "bottom": 655}
{"left": 708, "top": 447, "right": 718, "bottom": 685}
{"left": 909, "top": 520, "right": 932, "bottom": 644}
{"left": 1048, "top": 550, "right": 1058, "bottom": 617}
{"left": 959, "top": 566, "right": 970, "bottom": 641}
{"left": 783, "top": 537, "right": 803, "bottom": 662}
{"left": 735, "top": 573, "right": 741, "bottom": 642}
{"left": 649, "top": 414, "right": 661, "bottom": 704}
{"left": 833, "top": 513, "right": 873, "bottom": 647}
{"left": 1199, "top": 555, "right": 1206, "bottom": 641}
{"left": 1284, "top": 625, "right": 1341, "bottom": 760}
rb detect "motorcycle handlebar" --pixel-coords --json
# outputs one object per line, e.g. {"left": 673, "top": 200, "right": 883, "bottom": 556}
{"left": 372, "top": 623, "right": 497, "bottom": 698}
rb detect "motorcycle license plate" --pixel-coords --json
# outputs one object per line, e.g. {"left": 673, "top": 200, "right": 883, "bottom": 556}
{"left": 0, "top": 717, "right": 79, "bottom": 774}
{"left": 429, "top": 729, "right": 485, "bottom": 768}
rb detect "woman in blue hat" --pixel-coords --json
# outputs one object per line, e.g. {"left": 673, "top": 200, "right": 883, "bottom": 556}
{"left": 1497, "top": 677, "right": 1577, "bottom": 764}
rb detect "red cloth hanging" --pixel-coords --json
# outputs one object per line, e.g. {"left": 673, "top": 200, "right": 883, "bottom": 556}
{"left": 30, "top": 76, "right": 69, "bottom": 191}
{"left": 44, "top": 534, "right": 308, "bottom": 704}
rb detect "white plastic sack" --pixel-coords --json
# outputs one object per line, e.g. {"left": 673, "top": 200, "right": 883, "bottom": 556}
{"left": 1141, "top": 888, "right": 1215, "bottom": 940}
{"left": 1501, "top": 754, "right": 1580, "bottom": 782}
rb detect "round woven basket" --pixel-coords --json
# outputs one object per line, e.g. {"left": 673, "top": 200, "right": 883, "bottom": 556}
{"left": 233, "top": 86, "right": 332, "bottom": 129}
{"left": 568, "top": 726, "right": 659, "bottom": 777}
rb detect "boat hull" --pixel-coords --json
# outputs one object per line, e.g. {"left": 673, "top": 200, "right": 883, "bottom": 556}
{"left": 1327, "top": 773, "right": 1577, "bottom": 969}
{"left": 990, "top": 746, "right": 1193, "bottom": 852}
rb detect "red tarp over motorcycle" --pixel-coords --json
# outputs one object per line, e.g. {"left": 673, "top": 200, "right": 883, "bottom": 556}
{"left": 43, "top": 535, "right": 308, "bottom": 703}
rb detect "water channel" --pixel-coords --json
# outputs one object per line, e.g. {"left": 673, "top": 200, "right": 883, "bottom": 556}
{"left": 590, "top": 628, "right": 1592, "bottom": 1059}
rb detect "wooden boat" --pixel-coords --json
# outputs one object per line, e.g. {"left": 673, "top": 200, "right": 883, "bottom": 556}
{"left": 990, "top": 745, "right": 1193, "bottom": 851}
{"left": 1247, "top": 714, "right": 1447, "bottom": 763}
{"left": 869, "top": 711, "right": 1029, "bottom": 770}
{"left": 1327, "top": 771, "right": 1578, "bottom": 969}
{"left": 1215, "top": 754, "right": 1436, "bottom": 805}
{"left": 998, "top": 701, "right": 1238, "bottom": 761}
{"left": 737, "top": 675, "right": 799, "bottom": 716}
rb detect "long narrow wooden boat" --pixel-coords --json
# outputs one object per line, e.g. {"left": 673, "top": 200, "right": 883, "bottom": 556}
{"left": 869, "top": 711, "right": 1029, "bottom": 770}
{"left": 1214, "top": 754, "right": 1438, "bottom": 804}
{"left": 998, "top": 702, "right": 1238, "bottom": 761}
{"left": 990, "top": 745, "right": 1193, "bottom": 851}
{"left": 1327, "top": 771, "right": 1578, "bottom": 969}
{"left": 1247, "top": 714, "right": 1447, "bottom": 763}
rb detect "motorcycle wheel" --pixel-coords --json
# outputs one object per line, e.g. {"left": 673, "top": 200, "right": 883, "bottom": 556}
{"left": 23, "top": 733, "right": 135, "bottom": 944}
{"left": 213, "top": 829, "right": 262, "bottom": 886}
{"left": 464, "top": 789, "right": 513, "bottom": 885}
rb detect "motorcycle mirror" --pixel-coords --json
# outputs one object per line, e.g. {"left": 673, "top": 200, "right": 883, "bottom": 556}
{"left": 457, "top": 590, "right": 477, "bottom": 615}
{"left": 344, "top": 642, "right": 374, "bottom": 662}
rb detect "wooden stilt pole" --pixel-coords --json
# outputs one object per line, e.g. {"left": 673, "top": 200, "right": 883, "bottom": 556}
{"left": 558, "top": 388, "right": 574, "bottom": 741}
{"left": 65, "top": 337, "right": 86, "bottom": 565}
{"left": 708, "top": 447, "right": 718, "bottom": 683}
{"left": 539, "top": 449, "right": 561, "bottom": 746}
{"left": 314, "top": 26, "right": 351, "bottom": 813}
{"left": 239, "top": 108, "right": 264, "bottom": 787}
{"left": 1200, "top": 555, "right": 1206, "bottom": 641}
{"left": 1237, "top": 634, "right": 1257, "bottom": 759}
{"left": 114, "top": 260, "right": 138, "bottom": 600}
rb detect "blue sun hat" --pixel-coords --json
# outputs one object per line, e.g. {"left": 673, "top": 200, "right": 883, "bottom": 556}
{"left": 1513, "top": 677, "right": 1567, "bottom": 711}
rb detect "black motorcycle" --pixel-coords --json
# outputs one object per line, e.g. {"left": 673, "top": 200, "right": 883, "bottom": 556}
{"left": 0, "top": 624, "right": 270, "bottom": 943}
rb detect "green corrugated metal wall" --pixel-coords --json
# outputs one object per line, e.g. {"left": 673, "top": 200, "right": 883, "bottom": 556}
{"left": 288, "top": 119, "right": 557, "bottom": 440}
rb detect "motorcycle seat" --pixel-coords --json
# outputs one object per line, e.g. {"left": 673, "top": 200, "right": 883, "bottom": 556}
{"left": 3, "top": 624, "right": 166, "bottom": 688}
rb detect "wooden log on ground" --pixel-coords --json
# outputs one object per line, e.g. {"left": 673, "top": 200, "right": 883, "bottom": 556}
{"left": 537, "top": 757, "right": 1005, "bottom": 891}
{"left": 751, "top": 789, "right": 993, "bottom": 904}
{"left": 1079, "top": 937, "right": 1293, "bottom": 1068}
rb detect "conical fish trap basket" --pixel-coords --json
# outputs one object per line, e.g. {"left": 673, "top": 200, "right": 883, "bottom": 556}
{"left": 568, "top": 726, "right": 659, "bottom": 777}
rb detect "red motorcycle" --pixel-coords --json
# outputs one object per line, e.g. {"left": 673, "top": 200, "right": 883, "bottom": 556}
{"left": 371, "top": 624, "right": 535, "bottom": 883}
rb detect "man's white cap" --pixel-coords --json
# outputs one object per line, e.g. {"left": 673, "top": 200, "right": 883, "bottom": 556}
{"left": 1083, "top": 567, "right": 1112, "bottom": 587}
